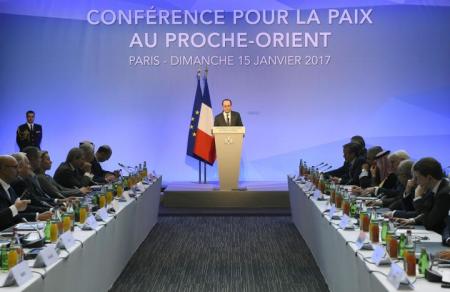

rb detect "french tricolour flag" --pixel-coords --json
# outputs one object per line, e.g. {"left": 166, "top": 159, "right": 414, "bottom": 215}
{"left": 193, "top": 77, "right": 216, "bottom": 165}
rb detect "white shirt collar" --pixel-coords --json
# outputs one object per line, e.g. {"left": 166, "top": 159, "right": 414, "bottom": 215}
{"left": 432, "top": 179, "right": 442, "bottom": 194}
{"left": 0, "top": 177, "right": 11, "bottom": 193}
{"left": 223, "top": 111, "right": 231, "bottom": 118}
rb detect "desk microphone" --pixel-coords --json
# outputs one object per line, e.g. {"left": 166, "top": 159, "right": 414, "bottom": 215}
{"left": 322, "top": 165, "right": 333, "bottom": 172}
{"left": 40, "top": 200, "right": 54, "bottom": 209}
{"left": 118, "top": 163, "right": 134, "bottom": 174}
{"left": 21, "top": 218, "right": 43, "bottom": 239}
{"left": 314, "top": 162, "right": 325, "bottom": 168}
{"left": 119, "top": 163, "right": 135, "bottom": 170}
{"left": 21, "top": 218, "right": 45, "bottom": 248}
{"left": 318, "top": 163, "right": 329, "bottom": 170}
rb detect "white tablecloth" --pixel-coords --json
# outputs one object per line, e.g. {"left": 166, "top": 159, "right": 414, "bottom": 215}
{"left": 1, "top": 177, "right": 162, "bottom": 292}
{"left": 288, "top": 177, "right": 448, "bottom": 292}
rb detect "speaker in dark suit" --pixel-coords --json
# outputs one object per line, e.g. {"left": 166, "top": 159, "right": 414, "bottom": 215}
{"left": 16, "top": 111, "right": 42, "bottom": 151}
{"left": 213, "top": 98, "right": 243, "bottom": 127}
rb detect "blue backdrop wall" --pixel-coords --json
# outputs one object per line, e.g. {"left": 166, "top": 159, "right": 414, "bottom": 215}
{"left": 1, "top": 0, "right": 449, "bottom": 181}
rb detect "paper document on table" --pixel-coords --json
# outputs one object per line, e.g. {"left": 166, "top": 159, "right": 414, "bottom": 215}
{"left": 15, "top": 222, "right": 45, "bottom": 230}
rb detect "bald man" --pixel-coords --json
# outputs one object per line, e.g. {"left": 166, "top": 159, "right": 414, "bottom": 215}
{"left": 0, "top": 156, "right": 38, "bottom": 229}
{"left": 0, "top": 155, "right": 52, "bottom": 223}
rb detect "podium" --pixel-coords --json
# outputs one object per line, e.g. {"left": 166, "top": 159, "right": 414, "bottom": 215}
{"left": 212, "top": 126, "right": 245, "bottom": 191}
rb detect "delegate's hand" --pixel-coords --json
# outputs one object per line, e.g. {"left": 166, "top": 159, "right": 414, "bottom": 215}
{"left": 14, "top": 199, "right": 31, "bottom": 212}
{"left": 405, "top": 179, "right": 416, "bottom": 195}
{"left": 330, "top": 177, "right": 340, "bottom": 183}
{"left": 437, "top": 250, "right": 450, "bottom": 261}
{"left": 79, "top": 187, "right": 91, "bottom": 195}
{"left": 105, "top": 173, "right": 116, "bottom": 182}
{"left": 37, "top": 211, "right": 53, "bottom": 221}
{"left": 367, "top": 199, "right": 382, "bottom": 207}
{"left": 362, "top": 163, "right": 370, "bottom": 172}
{"left": 383, "top": 211, "right": 394, "bottom": 219}
{"left": 396, "top": 218, "right": 415, "bottom": 226}
{"left": 351, "top": 186, "right": 362, "bottom": 194}
{"left": 361, "top": 187, "right": 376, "bottom": 196}
{"left": 414, "top": 185, "right": 425, "bottom": 199}
{"left": 370, "top": 165, "right": 378, "bottom": 177}
{"left": 82, "top": 162, "right": 92, "bottom": 173}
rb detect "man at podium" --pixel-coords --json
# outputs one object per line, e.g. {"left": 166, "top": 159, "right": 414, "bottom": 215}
{"left": 214, "top": 99, "right": 243, "bottom": 127}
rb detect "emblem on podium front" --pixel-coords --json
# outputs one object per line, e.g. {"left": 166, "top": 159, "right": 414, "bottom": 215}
{"left": 225, "top": 136, "right": 233, "bottom": 144}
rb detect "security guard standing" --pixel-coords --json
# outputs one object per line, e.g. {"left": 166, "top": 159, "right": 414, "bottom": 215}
{"left": 16, "top": 110, "right": 42, "bottom": 151}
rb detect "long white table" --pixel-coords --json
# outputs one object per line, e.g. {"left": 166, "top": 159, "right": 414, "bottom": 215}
{"left": 1, "top": 177, "right": 162, "bottom": 292}
{"left": 288, "top": 176, "right": 448, "bottom": 292}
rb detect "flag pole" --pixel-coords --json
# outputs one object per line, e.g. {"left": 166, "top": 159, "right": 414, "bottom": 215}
{"left": 198, "top": 160, "right": 201, "bottom": 183}
{"left": 203, "top": 162, "right": 206, "bottom": 184}
{"left": 203, "top": 66, "right": 209, "bottom": 184}
{"left": 197, "top": 68, "right": 202, "bottom": 184}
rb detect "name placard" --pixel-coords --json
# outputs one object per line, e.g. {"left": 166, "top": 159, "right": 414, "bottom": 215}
{"left": 1, "top": 261, "right": 33, "bottom": 287}
{"left": 328, "top": 205, "right": 336, "bottom": 219}
{"left": 387, "top": 263, "right": 408, "bottom": 289}
{"left": 57, "top": 231, "right": 76, "bottom": 250}
{"left": 34, "top": 246, "right": 59, "bottom": 268}
{"left": 355, "top": 231, "right": 367, "bottom": 250}
{"left": 85, "top": 214, "right": 99, "bottom": 229}
{"left": 96, "top": 208, "right": 109, "bottom": 222}
{"left": 371, "top": 245, "right": 386, "bottom": 266}
{"left": 339, "top": 214, "right": 350, "bottom": 229}
{"left": 313, "top": 190, "right": 321, "bottom": 200}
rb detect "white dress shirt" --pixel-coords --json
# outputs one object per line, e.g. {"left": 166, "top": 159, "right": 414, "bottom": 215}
{"left": 223, "top": 112, "right": 231, "bottom": 125}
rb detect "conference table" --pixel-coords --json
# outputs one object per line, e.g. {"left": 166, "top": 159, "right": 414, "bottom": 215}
{"left": 288, "top": 176, "right": 449, "bottom": 292}
{"left": 0, "top": 177, "right": 162, "bottom": 292}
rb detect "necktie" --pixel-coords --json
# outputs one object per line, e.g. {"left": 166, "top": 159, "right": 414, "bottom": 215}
{"left": 33, "top": 176, "right": 51, "bottom": 199}
{"left": 227, "top": 114, "right": 230, "bottom": 126}
{"left": 31, "top": 124, "right": 34, "bottom": 132}
{"left": 7, "top": 187, "right": 17, "bottom": 203}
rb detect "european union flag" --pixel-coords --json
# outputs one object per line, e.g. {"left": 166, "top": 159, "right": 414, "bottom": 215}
{"left": 186, "top": 73, "right": 203, "bottom": 159}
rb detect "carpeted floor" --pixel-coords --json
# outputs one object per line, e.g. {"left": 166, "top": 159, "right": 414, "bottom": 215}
{"left": 110, "top": 216, "right": 329, "bottom": 292}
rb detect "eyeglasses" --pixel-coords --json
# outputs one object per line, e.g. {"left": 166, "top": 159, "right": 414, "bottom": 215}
{"left": 5, "top": 165, "right": 18, "bottom": 169}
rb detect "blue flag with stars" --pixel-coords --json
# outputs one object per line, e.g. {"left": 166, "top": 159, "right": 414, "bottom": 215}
{"left": 186, "top": 74, "right": 203, "bottom": 159}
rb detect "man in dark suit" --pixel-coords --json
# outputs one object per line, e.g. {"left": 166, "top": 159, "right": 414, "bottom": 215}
{"left": 395, "top": 158, "right": 450, "bottom": 234}
{"left": 326, "top": 142, "right": 364, "bottom": 186}
{"left": 54, "top": 148, "right": 94, "bottom": 188}
{"left": 37, "top": 151, "right": 89, "bottom": 198}
{"left": 91, "top": 145, "right": 116, "bottom": 183}
{"left": 16, "top": 110, "right": 42, "bottom": 151}
{"left": 214, "top": 98, "right": 243, "bottom": 127}
{"left": 10, "top": 152, "right": 64, "bottom": 209}
{"left": 325, "top": 137, "right": 368, "bottom": 184}
{"left": 0, "top": 199, "right": 31, "bottom": 230}
{"left": 340, "top": 142, "right": 365, "bottom": 186}
{"left": 0, "top": 155, "right": 51, "bottom": 225}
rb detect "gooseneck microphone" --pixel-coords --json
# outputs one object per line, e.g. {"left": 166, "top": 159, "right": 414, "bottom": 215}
{"left": 21, "top": 217, "right": 43, "bottom": 239}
